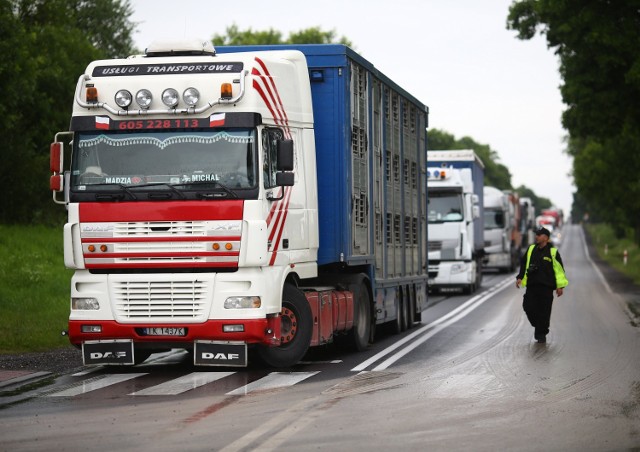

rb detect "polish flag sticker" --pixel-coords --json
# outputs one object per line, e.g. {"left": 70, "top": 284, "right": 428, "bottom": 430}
{"left": 95, "top": 116, "right": 110, "bottom": 130}
{"left": 210, "top": 113, "right": 225, "bottom": 127}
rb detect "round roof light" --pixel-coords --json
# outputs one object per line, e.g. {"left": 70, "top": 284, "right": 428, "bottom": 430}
{"left": 135, "top": 89, "right": 153, "bottom": 109}
{"left": 114, "top": 90, "right": 132, "bottom": 108}
{"left": 183, "top": 87, "right": 200, "bottom": 106}
{"left": 162, "top": 88, "right": 179, "bottom": 108}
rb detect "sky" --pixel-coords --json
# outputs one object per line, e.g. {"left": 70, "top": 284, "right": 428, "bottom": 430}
{"left": 129, "top": 0, "right": 573, "bottom": 215}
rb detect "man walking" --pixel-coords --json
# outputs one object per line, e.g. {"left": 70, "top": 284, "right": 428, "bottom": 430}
{"left": 515, "top": 227, "right": 569, "bottom": 343}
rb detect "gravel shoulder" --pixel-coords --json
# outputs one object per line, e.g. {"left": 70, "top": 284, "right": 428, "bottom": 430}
{"left": 0, "top": 347, "right": 83, "bottom": 374}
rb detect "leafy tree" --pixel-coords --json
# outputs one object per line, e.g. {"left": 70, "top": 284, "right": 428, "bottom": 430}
{"left": 508, "top": 0, "right": 640, "bottom": 242}
{"left": 0, "top": 0, "right": 136, "bottom": 224}
{"left": 212, "top": 24, "right": 352, "bottom": 47}
{"left": 428, "top": 129, "right": 513, "bottom": 190}
{"left": 288, "top": 27, "right": 351, "bottom": 46}
{"left": 514, "top": 185, "right": 552, "bottom": 216}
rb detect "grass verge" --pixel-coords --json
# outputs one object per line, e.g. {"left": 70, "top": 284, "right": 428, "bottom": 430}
{"left": 586, "top": 223, "right": 640, "bottom": 286}
{"left": 0, "top": 224, "right": 72, "bottom": 353}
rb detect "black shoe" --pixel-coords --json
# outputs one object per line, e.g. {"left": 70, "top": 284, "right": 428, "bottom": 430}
{"left": 534, "top": 333, "right": 546, "bottom": 343}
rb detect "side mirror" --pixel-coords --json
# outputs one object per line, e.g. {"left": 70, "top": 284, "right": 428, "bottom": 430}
{"left": 267, "top": 142, "right": 295, "bottom": 201}
{"left": 50, "top": 142, "right": 64, "bottom": 195}
{"left": 50, "top": 174, "right": 64, "bottom": 192}
{"left": 50, "top": 142, "right": 63, "bottom": 173}
{"left": 276, "top": 172, "right": 294, "bottom": 187}
{"left": 277, "top": 139, "right": 294, "bottom": 171}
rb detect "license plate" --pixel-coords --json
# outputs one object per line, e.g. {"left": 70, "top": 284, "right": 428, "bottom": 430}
{"left": 142, "top": 327, "right": 186, "bottom": 336}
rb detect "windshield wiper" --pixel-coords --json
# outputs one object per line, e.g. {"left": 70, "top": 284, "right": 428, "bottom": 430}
{"left": 172, "top": 181, "right": 238, "bottom": 199}
{"left": 89, "top": 183, "right": 138, "bottom": 200}
{"left": 129, "top": 182, "right": 186, "bottom": 199}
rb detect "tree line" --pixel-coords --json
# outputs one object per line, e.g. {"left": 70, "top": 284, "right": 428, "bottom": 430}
{"left": 0, "top": 0, "right": 135, "bottom": 224}
{"left": 508, "top": 0, "right": 640, "bottom": 242}
{"left": 5, "top": 0, "right": 628, "bottom": 238}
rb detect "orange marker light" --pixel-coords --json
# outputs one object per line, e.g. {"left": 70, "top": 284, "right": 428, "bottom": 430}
{"left": 225, "top": 243, "right": 233, "bottom": 250}
{"left": 221, "top": 83, "right": 233, "bottom": 99}
{"left": 86, "top": 87, "right": 98, "bottom": 103}
{"left": 213, "top": 243, "right": 220, "bottom": 250}
{"left": 100, "top": 245, "right": 108, "bottom": 252}
{"left": 88, "top": 245, "right": 96, "bottom": 252}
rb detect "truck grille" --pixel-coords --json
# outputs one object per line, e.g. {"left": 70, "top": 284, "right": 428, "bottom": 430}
{"left": 428, "top": 241, "right": 442, "bottom": 251}
{"left": 81, "top": 220, "right": 242, "bottom": 269}
{"left": 113, "top": 280, "right": 208, "bottom": 321}
{"left": 114, "top": 221, "right": 206, "bottom": 236}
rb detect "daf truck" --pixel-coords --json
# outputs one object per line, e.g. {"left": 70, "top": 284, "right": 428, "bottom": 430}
{"left": 49, "top": 41, "right": 429, "bottom": 367}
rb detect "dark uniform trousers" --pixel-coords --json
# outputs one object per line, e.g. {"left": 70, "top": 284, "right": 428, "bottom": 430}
{"left": 522, "top": 284, "right": 554, "bottom": 338}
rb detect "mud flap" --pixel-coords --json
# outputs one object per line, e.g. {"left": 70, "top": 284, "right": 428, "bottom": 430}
{"left": 82, "top": 339, "right": 134, "bottom": 366}
{"left": 194, "top": 340, "right": 247, "bottom": 367}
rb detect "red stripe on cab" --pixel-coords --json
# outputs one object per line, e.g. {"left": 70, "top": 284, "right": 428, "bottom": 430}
{"left": 79, "top": 201, "right": 244, "bottom": 222}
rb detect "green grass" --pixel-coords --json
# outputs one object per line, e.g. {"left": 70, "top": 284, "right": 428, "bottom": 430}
{"left": 0, "top": 224, "right": 73, "bottom": 353}
{"left": 586, "top": 223, "right": 640, "bottom": 285}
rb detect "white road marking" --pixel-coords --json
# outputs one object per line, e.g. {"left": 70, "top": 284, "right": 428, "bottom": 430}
{"left": 353, "top": 276, "right": 515, "bottom": 372}
{"left": 225, "top": 371, "right": 319, "bottom": 396}
{"left": 130, "top": 371, "right": 235, "bottom": 396}
{"left": 48, "top": 373, "right": 147, "bottom": 397}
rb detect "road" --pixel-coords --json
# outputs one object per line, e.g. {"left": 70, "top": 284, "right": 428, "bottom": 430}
{"left": 1, "top": 224, "right": 639, "bottom": 451}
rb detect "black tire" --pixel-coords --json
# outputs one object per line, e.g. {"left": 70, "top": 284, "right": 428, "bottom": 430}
{"left": 392, "top": 291, "right": 403, "bottom": 334}
{"left": 400, "top": 290, "right": 408, "bottom": 332}
{"left": 256, "top": 284, "right": 312, "bottom": 368}
{"left": 348, "top": 281, "right": 371, "bottom": 351}
{"left": 476, "top": 262, "right": 483, "bottom": 289}
{"left": 407, "top": 286, "right": 416, "bottom": 328}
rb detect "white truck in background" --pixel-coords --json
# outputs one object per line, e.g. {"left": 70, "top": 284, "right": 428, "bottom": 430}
{"left": 483, "top": 186, "right": 520, "bottom": 272}
{"left": 519, "top": 197, "right": 535, "bottom": 248}
{"left": 427, "top": 150, "right": 484, "bottom": 294}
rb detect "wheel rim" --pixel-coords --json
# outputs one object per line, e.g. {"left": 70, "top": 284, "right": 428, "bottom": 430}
{"left": 280, "top": 305, "right": 298, "bottom": 345}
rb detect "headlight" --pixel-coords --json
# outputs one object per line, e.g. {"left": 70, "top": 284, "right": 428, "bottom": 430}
{"left": 183, "top": 87, "right": 200, "bottom": 106}
{"left": 135, "top": 89, "right": 153, "bottom": 109}
{"left": 224, "top": 296, "right": 261, "bottom": 309}
{"left": 72, "top": 297, "right": 100, "bottom": 310}
{"left": 451, "top": 263, "right": 468, "bottom": 274}
{"left": 162, "top": 88, "right": 179, "bottom": 107}
{"left": 114, "top": 90, "right": 132, "bottom": 108}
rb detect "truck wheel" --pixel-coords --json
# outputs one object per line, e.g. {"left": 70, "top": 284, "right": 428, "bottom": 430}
{"left": 349, "top": 282, "right": 371, "bottom": 351}
{"left": 256, "top": 284, "right": 312, "bottom": 368}
{"left": 407, "top": 286, "right": 416, "bottom": 328}
{"left": 392, "top": 290, "right": 406, "bottom": 334}
{"left": 400, "top": 294, "right": 408, "bottom": 332}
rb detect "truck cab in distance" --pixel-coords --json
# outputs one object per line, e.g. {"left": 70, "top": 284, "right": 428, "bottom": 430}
{"left": 426, "top": 150, "right": 485, "bottom": 294}
{"left": 483, "top": 186, "right": 521, "bottom": 272}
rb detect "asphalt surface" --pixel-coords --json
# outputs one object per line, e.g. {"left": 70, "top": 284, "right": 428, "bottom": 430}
{"left": 1, "top": 225, "right": 638, "bottom": 389}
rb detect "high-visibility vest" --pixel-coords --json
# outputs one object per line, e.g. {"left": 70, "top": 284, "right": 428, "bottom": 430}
{"left": 521, "top": 244, "right": 569, "bottom": 288}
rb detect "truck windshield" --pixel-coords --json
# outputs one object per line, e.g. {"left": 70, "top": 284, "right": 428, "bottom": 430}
{"left": 428, "top": 193, "right": 464, "bottom": 223}
{"left": 71, "top": 129, "right": 257, "bottom": 197}
{"left": 484, "top": 208, "right": 505, "bottom": 229}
